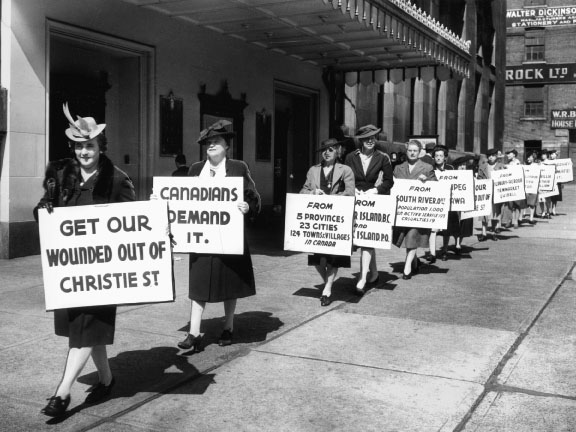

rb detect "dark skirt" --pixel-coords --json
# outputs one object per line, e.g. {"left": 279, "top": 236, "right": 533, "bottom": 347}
{"left": 188, "top": 241, "right": 256, "bottom": 303}
{"left": 55, "top": 306, "right": 116, "bottom": 348}
{"left": 551, "top": 184, "right": 563, "bottom": 203}
{"left": 393, "top": 227, "right": 430, "bottom": 249}
{"left": 308, "top": 254, "right": 351, "bottom": 268}
{"left": 439, "top": 211, "right": 460, "bottom": 237}
{"left": 526, "top": 193, "right": 538, "bottom": 207}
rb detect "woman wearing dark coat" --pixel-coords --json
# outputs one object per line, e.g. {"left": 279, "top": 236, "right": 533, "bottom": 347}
{"left": 300, "top": 138, "right": 355, "bottom": 306}
{"left": 393, "top": 140, "right": 436, "bottom": 279}
{"left": 345, "top": 124, "right": 394, "bottom": 294}
{"left": 178, "top": 120, "right": 260, "bottom": 353}
{"left": 35, "top": 103, "right": 135, "bottom": 417}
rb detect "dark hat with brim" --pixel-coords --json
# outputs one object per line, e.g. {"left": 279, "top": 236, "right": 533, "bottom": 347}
{"left": 425, "top": 142, "right": 436, "bottom": 151}
{"left": 354, "top": 124, "right": 381, "bottom": 139}
{"left": 452, "top": 155, "right": 475, "bottom": 167}
{"left": 505, "top": 149, "right": 518, "bottom": 157}
{"left": 486, "top": 148, "right": 499, "bottom": 156}
{"left": 549, "top": 149, "right": 557, "bottom": 154}
{"left": 317, "top": 138, "right": 343, "bottom": 152}
{"left": 197, "top": 119, "right": 236, "bottom": 144}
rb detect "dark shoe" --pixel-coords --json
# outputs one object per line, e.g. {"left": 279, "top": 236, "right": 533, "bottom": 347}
{"left": 85, "top": 377, "right": 115, "bottom": 405}
{"left": 492, "top": 235, "right": 499, "bottom": 241}
{"left": 353, "top": 287, "right": 365, "bottom": 297}
{"left": 218, "top": 329, "right": 233, "bottom": 346}
{"left": 454, "top": 246, "right": 462, "bottom": 255}
{"left": 440, "top": 253, "right": 448, "bottom": 261}
{"left": 402, "top": 272, "right": 412, "bottom": 280}
{"left": 368, "top": 274, "right": 379, "bottom": 285}
{"left": 528, "top": 220, "right": 536, "bottom": 225}
{"left": 41, "top": 395, "right": 70, "bottom": 417}
{"left": 425, "top": 254, "right": 437, "bottom": 264}
{"left": 178, "top": 333, "right": 204, "bottom": 352}
{"left": 477, "top": 234, "right": 487, "bottom": 242}
{"left": 495, "top": 228, "right": 501, "bottom": 234}
{"left": 320, "top": 295, "right": 332, "bottom": 307}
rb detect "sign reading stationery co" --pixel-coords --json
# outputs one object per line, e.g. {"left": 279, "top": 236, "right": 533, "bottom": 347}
{"left": 153, "top": 177, "right": 244, "bottom": 254}
{"left": 434, "top": 170, "right": 475, "bottom": 211}
{"left": 461, "top": 179, "right": 493, "bottom": 220}
{"left": 38, "top": 200, "right": 174, "bottom": 311}
{"left": 392, "top": 179, "right": 451, "bottom": 230}
{"left": 284, "top": 193, "right": 354, "bottom": 256}
{"left": 352, "top": 195, "right": 394, "bottom": 249}
{"left": 492, "top": 166, "right": 526, "bottom": 203}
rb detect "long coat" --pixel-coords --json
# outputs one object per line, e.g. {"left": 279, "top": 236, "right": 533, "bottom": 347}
{"left": 35, "top": 154, "right": 135, "bottom": 348}
{"left": 300, "top": 162, "right": 355, "bottom": 196}
{"left": 345, "top": 150, "right": 394, "bottom": 194}
{"left": 187, "top": 159, "right": 260, "bottom": 302}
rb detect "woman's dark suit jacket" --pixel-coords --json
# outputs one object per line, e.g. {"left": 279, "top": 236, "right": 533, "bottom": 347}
{"left": 187, "top": 159, "right": 260, "bottom": 302}
{"left": 345, "top": 150, "right": 394, "bottom": 194}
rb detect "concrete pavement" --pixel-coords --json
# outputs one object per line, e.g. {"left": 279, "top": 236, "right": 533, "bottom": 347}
{"left": 1, "top": 184, "right": 576, "bottom": 431}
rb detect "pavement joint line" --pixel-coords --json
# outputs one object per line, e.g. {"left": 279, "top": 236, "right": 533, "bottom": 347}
{"left": 488, "top": 383, "right": 576, "bottom": 401}
{"left": 452, "top": 260, "right": 576, "bottom": 432}
{"left": 76, "top": 293, "right": 359, "bottom": 431}
{"left": 0, "top": 333, "right": 54, "bottom": 352}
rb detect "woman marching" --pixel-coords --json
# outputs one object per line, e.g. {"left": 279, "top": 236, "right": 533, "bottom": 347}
{"left": 35, "top": 103, "right": 135, "bottom": 417}
{"left": 300, "top": 138, "right": 355, "bottom": 306}
{"left": 344, "top": 125, "right": 394, "bottom": 294}
{"left": 178, "top": 120, "right": 260, "bottom": 353}
{"left": 393, "top": 140, "right": 436, "bottom": 279}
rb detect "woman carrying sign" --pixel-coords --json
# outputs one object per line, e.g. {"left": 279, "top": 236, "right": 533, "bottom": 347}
{"left": 34, "top": 104, "right": 135, "bottom": 417}
{"left": 300, "top": 138, "right": 355, "bottom": 306}
{"left": 344, "top": 125, "right": 394, "bottom": 295}
{"left": 537, "top": 150, "right": 552, "bottom": 219}
{"left": 178, "top": 120, "right": 261, "bottom": 353}
{"left": 522, "top": 153, "right": 538, "bottom": 224}
{"left": 430, "top": 145, "right": 456, "bottom": 262}
{"left": 477, "top": 148, "right": 506, "bottom": 241}
{"left": 393, "top": 140, "right": 436, "bottom": 279}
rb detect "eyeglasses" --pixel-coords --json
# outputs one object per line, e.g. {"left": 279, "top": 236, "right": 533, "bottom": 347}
{"left": 322, "top": 147, "right": 336, "bottom": 153}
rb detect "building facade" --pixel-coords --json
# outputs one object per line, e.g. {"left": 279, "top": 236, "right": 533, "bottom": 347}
{"left": 505, "top": 0, "right": 576, "bottom": 161}
{"left": 0, "top": 0, "right": 501, "bottom": 258}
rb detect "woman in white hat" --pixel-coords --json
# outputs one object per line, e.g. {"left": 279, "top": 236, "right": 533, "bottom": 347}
{"left": 35, "top": 103, "right": 135, "bottom": 417}
{"left": 177, "top": 120, "right": 260, "bottom": 353}
{"left": 345, "top": 124, "right": 394, "bottom": 294}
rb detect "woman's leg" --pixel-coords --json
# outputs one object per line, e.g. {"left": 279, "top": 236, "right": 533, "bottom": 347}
{"left": 323, "top": 265, "right": 337, "bottom": 297}
{"left": 357, "top": 248, "right": 374, "bottom": 288}
{"left": 368, "top": 249, "right": 378, "bottom": 282}
{"left": 54, "top": 347, "right": 93, "bottom": 398}
{"left": 189, "top": 300, "right": 206, "bottom": 336}
{"left": 314, "top": 257, "right": 327, "bottom": 285}
{"left": 223, "top": 299, "right": 237, "bottom": 332}
{"left": 91, "top": 345, "right": 113, "bottom": 385}
{"left": 404, "top": 248, "right": 417, "bottom": 275}
{"left": 428, "top": 231, "right": 437, "bottom": 258}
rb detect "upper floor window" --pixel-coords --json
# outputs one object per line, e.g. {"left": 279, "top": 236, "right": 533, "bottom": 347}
{"left": 524, "top": 86, "right": 544, "bottom": 117}
{"left": 525, "top": 30, "right": 545, "bottom": 62}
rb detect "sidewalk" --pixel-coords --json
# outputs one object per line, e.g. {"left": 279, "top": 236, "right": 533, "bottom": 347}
{"left": 1, "top": 185, "right": 576, "bottom": 431}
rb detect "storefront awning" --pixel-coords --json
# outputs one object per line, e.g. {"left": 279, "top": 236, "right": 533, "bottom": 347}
{"left": 122, "top": 0, "right": 471, "bottom": 80}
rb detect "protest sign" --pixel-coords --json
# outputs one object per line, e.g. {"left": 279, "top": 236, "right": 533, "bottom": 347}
{"left": 352, "top": 195, "right": 394, "bottom": 249}
{"left": 538, "top": 164, "right": 556, "bottom": 192}
{"left": 153, "top": 177, "right": 244, "bottom": 254}
{"left": 522, "top": 165, "right": 541, "bottom": 194}
{"left": 538, "top": 171, "right": 559, "bottom": 198}
{"left": 434, "top": 170, "right": 475, "bottom": 211}
{"left": 492, "top": 166, "right": 526, "bottom": 203}
{"left": 284, "top": 193, "right": 354, "bottom": 256}
{"left": 38, "top": 200, "right": 174, "bottom": 311}
{"left": 392, "top": 179, "right": 451, "bottom": 230}
{"left": 461, "top": 179, "right": 493, "bottom": 220}
{"left": 545, "top": 159, "right": 574, "bottom": 183}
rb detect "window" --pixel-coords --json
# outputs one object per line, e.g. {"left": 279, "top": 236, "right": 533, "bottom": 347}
{"left": 524, "top": 86, "right": 544, "bottom": 117}
{"left": 525, "top": 30, "right": 545, "bottom": 62}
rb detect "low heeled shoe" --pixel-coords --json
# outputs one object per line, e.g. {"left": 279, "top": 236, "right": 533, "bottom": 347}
{"left": 218, "top": 329, "right": 233, "bottom": 346}
{"left": 320, "top": 295, "right": 332, "bottom": 307}
{"left": 85, "top": 377, "right": 115, "bottom": 405}
{"left": 178, "top": 333, "right": 204, "bottom": 352}
{"left": 41, "top": 395, "right": 70, "bottom": 417}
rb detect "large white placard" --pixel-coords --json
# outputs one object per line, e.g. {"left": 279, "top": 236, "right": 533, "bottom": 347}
{"left": 153, "top": 177, "right": 244, "bottom": 254}
{"left": 538, "top": 165, "right": 556, "bottom": 192}
{"left": 434, "top": 170, "right": 475, "bottom": 211}
{"left": 461, "top": 179, "right": 493, "bottom": 220}
{"left": 39, "top": 200, "right": 174, "bottom": 311}
{"left": 352, "top": 195, "right": 394, "bottom": 249}
{"left": 492, "top": 166, "right": 526, "bottom": 203}
{"left": 522, "top": 165, "right": 540, "bottom": 194}
{"left": 392, "top": 179, "right": 451, "bottom": 230}
{"left": 545, "top": 159, "right": 574, "bottom": 183}
{"left": 284, "top": 193, "right": 354, "bottom": 256}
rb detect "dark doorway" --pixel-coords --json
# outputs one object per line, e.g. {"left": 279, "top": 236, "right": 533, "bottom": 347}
{"left": 273, "top": 87, "right": 317, "bottom": 211}
{"left": 524, "top": 139, "right": 542, "bottom": 159}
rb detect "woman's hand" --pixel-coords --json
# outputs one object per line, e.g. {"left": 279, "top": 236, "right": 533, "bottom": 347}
{"left": 366, "top": 188, "right": 378, "bottom": 195}
{"left": 355, "top": 188, "right": 364, "bottom": 196}
{"left": 313, "top": 189, "right": 325, "bottom": 195}
{"left": 37, "top": 201, "right": 54, "bottom": 214}
{"left": 418, "top": 174, "right": 428, "bottom": 182}
{"left": 237, "top": 201, "right": 249, "bottom": 214}
{"left": 149, "top": 193, "right": 158, "bottom": 200}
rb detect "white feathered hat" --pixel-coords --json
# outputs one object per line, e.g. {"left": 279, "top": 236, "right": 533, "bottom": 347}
{"left": 63, "top": 102, "right": 106, "bottom": 142}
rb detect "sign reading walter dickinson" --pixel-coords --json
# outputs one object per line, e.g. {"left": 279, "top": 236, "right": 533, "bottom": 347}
{"left": 284, "top": 193, "right": 354, "bottom": 256}
{"left": 506, "top": 64, "right": 576, "bottom": 85}
{"left": 154, "top": 177, "right": 244, "bottom": 254}
{"left": 507, "top": 6, "right": 576, "bottom": 28}
{"left": 38, "top": 200, "right": 174, "bottom": 311}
